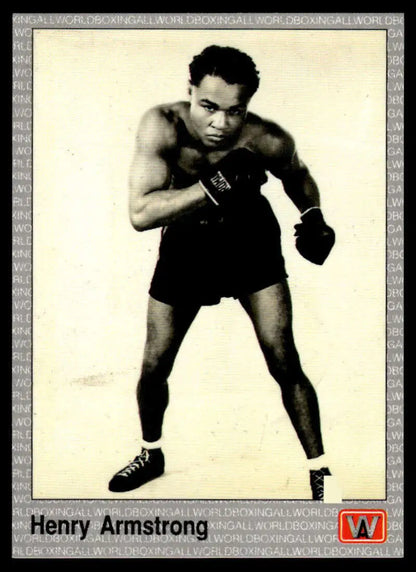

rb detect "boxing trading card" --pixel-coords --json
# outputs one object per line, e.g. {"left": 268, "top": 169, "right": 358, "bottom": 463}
{"left": 11, "top": 12, "right": 405, "bottom": 559}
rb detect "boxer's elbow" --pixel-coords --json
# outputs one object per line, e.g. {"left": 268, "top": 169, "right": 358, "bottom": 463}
{"left": 129, "top": 193, "right": 154, "bottom": 231}
{"left": 130, "top": 209, "right": 152, "bottom": 232}
{"left": 130, "top": 218, "right": 147, "bottom": 232}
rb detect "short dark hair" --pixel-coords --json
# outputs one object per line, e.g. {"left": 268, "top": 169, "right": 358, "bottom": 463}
{"left": 189, "top": 45, "right": 260, "bottom": 97}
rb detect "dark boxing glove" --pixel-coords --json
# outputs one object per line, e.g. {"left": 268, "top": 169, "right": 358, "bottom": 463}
{"left": 294, "top": 207, "right": 335, "bottom": 265}
{"left": 199, "top": 148, "right": 267, "bottom": 207}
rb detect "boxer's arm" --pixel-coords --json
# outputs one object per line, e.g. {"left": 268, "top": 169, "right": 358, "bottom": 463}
{"left": 279, "top": 151, "right": 321, "bottom": 214}
{"left": 128, "top": 107, "right": 207, "bottom": 231}
{"left": 261, "top": 128, "right": 321, "bottom": 214}
{"left": 257, "top": 124, "right": 334, "bottom": 264}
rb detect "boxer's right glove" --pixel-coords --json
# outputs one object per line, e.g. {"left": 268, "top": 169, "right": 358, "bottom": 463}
{"left": 199, "top": 148, "right": 267, "bottom": 207}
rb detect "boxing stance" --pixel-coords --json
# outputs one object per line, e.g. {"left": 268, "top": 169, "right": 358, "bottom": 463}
{"left": 109, "top": 45, "right": 335, "bottom": 499}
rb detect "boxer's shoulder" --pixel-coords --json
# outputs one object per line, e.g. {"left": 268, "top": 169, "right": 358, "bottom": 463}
{"left": 241, "top": 113, "right": 295, "bottom": 161}
{"left": 138, "top": 103, "right": 185, "bottom": 151}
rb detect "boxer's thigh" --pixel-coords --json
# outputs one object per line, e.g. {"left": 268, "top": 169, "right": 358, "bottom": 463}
{"left": 142, "top": 295, "right": 200, "bottom": 373}
{"left": 239, "top": 280, "right": 300, "bottom": 365}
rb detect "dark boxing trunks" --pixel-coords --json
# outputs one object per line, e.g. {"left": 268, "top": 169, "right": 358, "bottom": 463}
{"left": 149, "top": 195, "right": 288, "bottom": 306}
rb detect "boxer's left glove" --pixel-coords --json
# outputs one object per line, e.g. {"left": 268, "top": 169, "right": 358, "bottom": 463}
{"left": 199, "top": 148, "right": 267, "bottom": 207}
{"left": 294, "top": 207, "right": 335, "bottom": 265}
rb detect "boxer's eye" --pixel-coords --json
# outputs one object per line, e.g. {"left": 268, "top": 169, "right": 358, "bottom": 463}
{"left": 228, "top": 108, "right": 244, "bottom": 117}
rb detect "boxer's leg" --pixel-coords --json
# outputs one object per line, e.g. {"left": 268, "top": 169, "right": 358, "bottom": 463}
{"left": 138, "top": 295, "right": 200, "bottom": 442}
{"left": 240, "top": 280, "right": 330, "bottom": 498}
{"left": 109, "top": 296, "right": 200, "bottom": 492}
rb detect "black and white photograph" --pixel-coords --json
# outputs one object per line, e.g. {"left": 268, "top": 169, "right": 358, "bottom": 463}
{"left": 11, "top": 12, "right": 405, "bottom": 560}
{"left": 32, "top": 27, "right": 386, "bottom": 500}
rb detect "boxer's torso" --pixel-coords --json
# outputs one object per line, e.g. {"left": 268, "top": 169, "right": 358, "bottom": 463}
{"left": 155, "top": 101, "right": 283, "bottom": 189}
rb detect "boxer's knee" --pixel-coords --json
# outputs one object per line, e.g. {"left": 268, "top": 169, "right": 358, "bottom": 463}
{"left": 261, "top": 340, "right": 305, "bottom": 388}
{"left": 141, "top": 345, "right": 176, "bottom": 381}
{"left": 138, "top": 361, "right": 168, "bottom": 395}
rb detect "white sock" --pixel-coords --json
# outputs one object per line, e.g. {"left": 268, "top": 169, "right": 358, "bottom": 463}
{"left": 142, "top": 439, "right": 163, "bottom": 450}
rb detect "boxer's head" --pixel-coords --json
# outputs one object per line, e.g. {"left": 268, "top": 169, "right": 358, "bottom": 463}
{"left": 189, "top": 45, "right": 260, "bottom": 97}
{"left": 188, "top": 46, "right": 260, "bottom": 148}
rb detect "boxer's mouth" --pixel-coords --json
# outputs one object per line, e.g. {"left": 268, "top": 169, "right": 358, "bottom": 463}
{"left": 206, "top": 132, "right": 227, "bottom": 142}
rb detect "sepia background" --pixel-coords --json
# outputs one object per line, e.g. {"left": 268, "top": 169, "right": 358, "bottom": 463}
{"left": 33, "top": 29, "right": 386, "bottom": 499}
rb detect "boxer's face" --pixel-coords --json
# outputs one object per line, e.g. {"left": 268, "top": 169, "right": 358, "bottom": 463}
{"left": 189, "top": 74, "right": 250, "bottom": 148}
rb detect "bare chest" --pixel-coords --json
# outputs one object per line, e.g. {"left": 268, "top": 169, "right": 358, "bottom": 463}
{"left": 174, "top": 145, "right": 233, "bottom": 179}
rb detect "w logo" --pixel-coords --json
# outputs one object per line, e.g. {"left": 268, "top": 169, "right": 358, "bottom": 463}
{"left": 339, "top": 510, "right": 387, "bottom": 543}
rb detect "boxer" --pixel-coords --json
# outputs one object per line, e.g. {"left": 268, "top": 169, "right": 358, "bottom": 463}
{"left": 109, "top": 45, "right": 335, "bottom": 500}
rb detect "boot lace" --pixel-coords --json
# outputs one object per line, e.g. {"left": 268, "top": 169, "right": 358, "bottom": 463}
{"left": 311, "top": 469, "right": 326, "bottom": 500}
{"left": 118, "top": 449, "right": 150, "bottom": 477}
